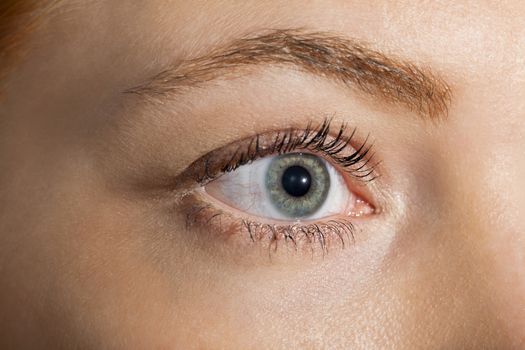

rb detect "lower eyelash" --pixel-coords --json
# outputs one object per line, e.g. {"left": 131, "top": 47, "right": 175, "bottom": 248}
{"left": 241, "top": 219, "right": 356, "bottom": 253}
{"left": 183, "top": 194, "right": 357, "bottom": 256}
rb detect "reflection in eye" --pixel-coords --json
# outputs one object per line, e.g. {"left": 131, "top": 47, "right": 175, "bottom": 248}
{"left": 206, "top": 153, "right": 353, "bottom": 221}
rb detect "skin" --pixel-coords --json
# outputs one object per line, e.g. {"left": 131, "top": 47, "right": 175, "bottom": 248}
{"left": 0, "top": 0, "right": 524, "bottom": 349}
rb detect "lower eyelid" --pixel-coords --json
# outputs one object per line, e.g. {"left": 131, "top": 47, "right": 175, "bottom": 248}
{"left": 179, "top": 191, "right": 358, "bottom": 255}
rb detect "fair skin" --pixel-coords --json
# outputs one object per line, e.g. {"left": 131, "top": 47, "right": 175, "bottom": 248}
{"left": 0, "top": 1, "right": 524, "bottom": 349}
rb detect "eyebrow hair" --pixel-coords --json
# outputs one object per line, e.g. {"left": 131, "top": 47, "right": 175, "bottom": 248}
{"left": 126, "top": 29, "right": 452, "bottom": 120}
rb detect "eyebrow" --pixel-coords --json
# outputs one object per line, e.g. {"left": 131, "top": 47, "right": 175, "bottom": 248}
{"left": 126, "top": 29, "right": 452, "bottom": 120}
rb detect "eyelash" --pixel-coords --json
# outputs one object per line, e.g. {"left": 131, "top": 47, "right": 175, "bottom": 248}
{"left": 197, "top": 117, "right": 378, "bottom": 185}
{"left": 184, "top": 201, "right": 356, "bottom": 255}
{"left": 178, "top": 117, "right": 379, "bottom": 255}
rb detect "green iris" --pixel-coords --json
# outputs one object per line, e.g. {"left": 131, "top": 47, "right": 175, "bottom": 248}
{"left": 265, "top": 153, "right": 330, "bottom": 218}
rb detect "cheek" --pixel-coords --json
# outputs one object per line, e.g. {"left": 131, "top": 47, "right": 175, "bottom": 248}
{"left": 33, "top": 194, "right": 193, "bottom": 346}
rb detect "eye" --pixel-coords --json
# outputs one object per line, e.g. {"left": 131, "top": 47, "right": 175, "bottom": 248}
{"left": 176, "top": 118, "right": 379, "bottom": 251}
{"left": 204, "top": 152, "right": 373, "bottom": 222}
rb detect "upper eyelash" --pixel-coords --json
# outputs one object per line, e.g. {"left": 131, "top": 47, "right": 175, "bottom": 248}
{"left": 213, "top": 117, "right": 379, "bottom": 182}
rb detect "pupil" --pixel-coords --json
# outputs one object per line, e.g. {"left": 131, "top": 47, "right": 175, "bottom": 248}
{"left": 281, "top": 165, "right": 312, "bottom": 197}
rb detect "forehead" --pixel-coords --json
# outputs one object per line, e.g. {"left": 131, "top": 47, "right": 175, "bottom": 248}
{"left": 76, "top": 2, "right": 524, "bottom": 51}
{"left": 39, "top": 1, "right": 521, "bottom": 88}
{"left": 48, "top": 2, "right": 522, "bottom": 89}
{"left": 8, "top": 0, "right": 525, "bottom": 121}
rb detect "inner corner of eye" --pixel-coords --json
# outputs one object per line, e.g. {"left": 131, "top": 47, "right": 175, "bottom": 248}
{"left": 202, "top": 152, "right": 375, "bottom": 221}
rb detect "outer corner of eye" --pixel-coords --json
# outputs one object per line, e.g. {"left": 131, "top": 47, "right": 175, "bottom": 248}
{"left": 202, "top": 152, "right": 376, "bottom": 222}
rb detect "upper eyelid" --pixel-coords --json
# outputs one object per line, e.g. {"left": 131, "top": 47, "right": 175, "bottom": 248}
{"left": 174, "top": 118, "right": 379, "bottom": 190}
